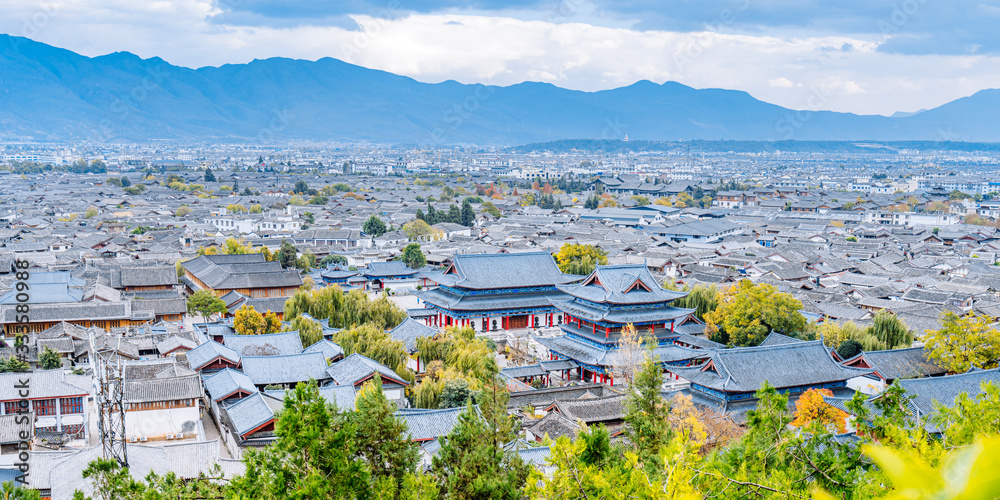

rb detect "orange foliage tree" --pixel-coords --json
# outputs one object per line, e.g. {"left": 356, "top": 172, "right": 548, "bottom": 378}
{"left": 791, "top": 388, "right": 848, "bottom": 433}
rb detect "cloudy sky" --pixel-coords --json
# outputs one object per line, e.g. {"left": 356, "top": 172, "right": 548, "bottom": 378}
{"left": 3, "top": 0, "right": 999, "bottom": 115}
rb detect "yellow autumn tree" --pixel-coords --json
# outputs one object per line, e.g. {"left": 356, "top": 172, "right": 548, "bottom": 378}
{"left": 233, "top": 305, "right": 266, "bottom": 336}
{"left": 263, "top": 310, "right": 282, "bottom": 334}
{"left": 790, "top": 388, "right": 847, "bottom": 433}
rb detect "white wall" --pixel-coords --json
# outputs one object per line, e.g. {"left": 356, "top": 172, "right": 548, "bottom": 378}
{"left": 125, "top": 405, "right": 200, "bottom": 441}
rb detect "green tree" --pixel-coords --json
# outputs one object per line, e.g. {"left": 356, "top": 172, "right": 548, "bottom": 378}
{"left": 229, "top": 382, "right": 371, "bottom": 499}
{"left": 364, "top": 215, "right": 388, "bottom": 237}
{"left": 285, "top": 314, "right": 324, "bottom": 347}
{"left": 431, "top": 404, "right": 529, "bottom": 500}
{"left": 350, "top": 377, "right": 420, "bottom": 493}
{"left": 401, "top": 243, "right": 426, "bottom": 269}
{"left": 334, "top": 324, "right": 413, "bottom": 382}
{"left": 0, "top": 357, "right": 29, "bottom": 373}
{"left": 869, "top": 310, "right": 912, "bottom": 349}
{"left": 204, "top": 168, "right": 215, "bottom": 182}
{"left": 924, "top": 311, "right": 1000, "bottom": 372}
{"left": 39, "top": 346, "right": 62, "bottom": 370}
{"left": 481, "top": 201, "right": 502, "bottom": 219}
{"left": 275, "top": 240, "right": 299, "bottom": 269}
{"left": 403, "top": 219, "right": 437, "bottom": 241}
{"left": 554, "top": 243, "right": 608, "bottom": 275}
{"left": 624, "top": 352, "right": 673, "bottom": 469}
{"left": 460, "top": 199, "right": 476, "bottom": 227}
{"left": 438, "top": 379, "right": 472, "bottom": 408}
{"left": 672, "top": 284, "right": 719, "bottom": 320}
{"left": 704, "top": 279, "right": 806, "bottom": 346}
{"left": 293, "top": 179, "right": 310, "bottom": 194}
{"left": 931, "top": 381, "right": 1000, "bottom": 448}
{"left": 320, "top": 254, "right": 348, "bottom": 267}
{"left": 186, "top": 290, "right": 226, "bottom": 322}
{"left": 0, "top": 482, "right": 40, "bottom": 500}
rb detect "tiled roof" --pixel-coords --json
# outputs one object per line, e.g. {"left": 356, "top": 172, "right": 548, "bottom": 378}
{"left": 396, "top": 407, "right": 464, "bottom": 441}
{"left": 186, "top": 341, "right": 241, "bottom": 371}
{"left": 125, "top": 374, "right": 203, "bottom": 403}
{"left": 848, "top": 347, "right": 947, "bottom": 381}
{"left": 388, "top": 317, "right": 437, "bottom": 353}
{"left": 202, "top": 368, "right": 258, "bottom": 401}
{"left": 325, "top": 353, "right": 409, "bottom": 387}
{"left": 182, "top": 254, "right": 302, "bottom": 290}
{"left": 436, "top": 251, "right": 575, "bottom": 290}
{"left": 241, "top": 352, "right": 330, "bottom": 386}
{"left": 224, "top": 392, "right": 281, "bottom": 438}
{"left": 550, "top": 394, "right": 627, "bottom": 423}
{"left": 222, "top": 331, "right": 303, "bottom": 357}
{"left": 302, "top": 339, "right": 345, "bottom": 361}
{"left": 671, "top": 340, "right": 874, "bottom": 393}
{"left": 556, "top": 264, "right": 687, "bottom": 305}
{"left": 0, "top": 370, "right": 90, "bottom": 401}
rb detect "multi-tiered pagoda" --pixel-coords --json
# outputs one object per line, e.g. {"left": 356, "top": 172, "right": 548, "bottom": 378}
{"left": 535, "top": 264, "right": 706, "bottom": 385}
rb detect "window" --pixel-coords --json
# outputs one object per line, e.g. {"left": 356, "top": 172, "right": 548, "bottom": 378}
{"left": 33, "top": 399, "right": 57, "bottom": 416}
{"left": 4, "top": 400, "right": 27, "bottom": 414}
{"left": 61, "top": 397, "right": 83, "bottom": 414}
{"left": 62, "top": 424, "right": 84, "bottom": 436}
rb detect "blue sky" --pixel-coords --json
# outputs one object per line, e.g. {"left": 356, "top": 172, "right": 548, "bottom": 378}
{"left": 3, "top": 0, "right": 999, "bottom": 115}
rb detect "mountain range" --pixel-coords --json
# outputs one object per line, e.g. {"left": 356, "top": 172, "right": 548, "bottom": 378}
{"left": 2, "top": 34, "right": 1000, "bottom": 145}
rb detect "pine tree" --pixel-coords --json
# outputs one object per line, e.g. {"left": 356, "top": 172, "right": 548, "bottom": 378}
{"left": 460, "top": 199, "right": 475, "bottom": 227}
{"left": 431, "top": 404, "right": 529, "bottom": 500}
{"left": 624, "top": 352, "right": 672, "bottom": 469}
{"left": 350, "top": 378, "right": 420, "bottom": 492}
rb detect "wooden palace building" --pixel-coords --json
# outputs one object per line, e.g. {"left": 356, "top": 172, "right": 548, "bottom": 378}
{"left": 534, "top": 264, "right": 707, "bottom": 385}
{"left": 415, "top": 251, "right": 577, "bottom": 332}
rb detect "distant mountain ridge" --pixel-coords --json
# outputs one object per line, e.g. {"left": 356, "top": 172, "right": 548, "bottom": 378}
{"left": 2, "top": 34, "right": 999, "bottom": 144}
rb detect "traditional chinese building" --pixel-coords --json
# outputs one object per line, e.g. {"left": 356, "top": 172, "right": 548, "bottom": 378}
{"left": 415, "top": 252, "right": 577, "bottom": 332}
{"left": 669, "top": 339, "right": 874, "bottom": 418}
{"left": 534, "top": 264, "right": 705, "bottom": 385}
{"left": 181, "top": 254, "right": 302, "bottom": 299}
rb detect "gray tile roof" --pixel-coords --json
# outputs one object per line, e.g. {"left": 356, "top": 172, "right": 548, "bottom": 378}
{"left": 556, "top": 264, "right": 687, "bottom": 305}
{"left": 241, "top": 352, "right": 330, "bottom": 386}
{"left": 124, "top": 374, "right": 203, "bottom": 403}
{"left": 848, "top": 347, "right": 947, "bottom": 381}
{"left": 182, "top": 254, "right": 303, "bottom": 290}
{"left": 896, "top": 368, "right": 1000, "bottom": 419}
{"left": 671, "top": 340, "right": 875, "bottom": 393}
{"left": 224, "top": 392, "right": 281, "bottom": 437}
{"left": 395, "top": 407, "right": 464, "bottom": 441}
{"left": 550, "top": 394, "right": 627, "bottom": 423}
{"left": 186, "top": 340, "right": 241, "bottom": 371}
{"left": 435, "top": 251, "right": 575, "bottom": 289}
{"left": 203, "top": 368, "right": 258, "bottom": 401}
{"left": 0, "top": 370, "right": 90, "bottom": 400}
{"left": 325, "top": 353, "right": 409, "bottom": 387}
{"left": 222, "top": 331, "right": 303, "bottom": 357}
{"left": 302, "top": 339, "right": 345, "bottom": 361}
{"left": 388, "top": 317, "right": 437, "bottom": 353}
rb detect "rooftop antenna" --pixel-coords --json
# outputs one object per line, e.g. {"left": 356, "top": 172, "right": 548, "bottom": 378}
{"left": 88, "top": 331, "right": 128, "bottom": 467}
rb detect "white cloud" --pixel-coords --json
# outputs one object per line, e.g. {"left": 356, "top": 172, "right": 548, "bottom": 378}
{"left": 768, "top": 77, "right": 797, "bottom": 88}
{"left": 1, "top": 2, "right": 999, "bottom": 115}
